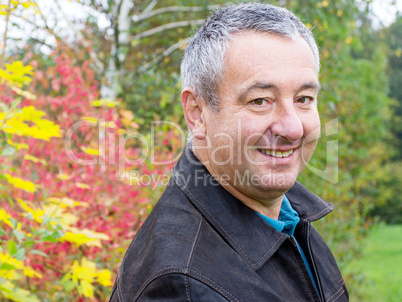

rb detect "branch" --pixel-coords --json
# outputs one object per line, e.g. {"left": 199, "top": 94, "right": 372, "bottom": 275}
{"left": 0, "top": 0, "right": 12, "bottom": 69}
{"left": 27, "top": 37, "right": 54, "bottom": 50}
{"left": 132, "top": 19, "right": 204, "bottom": 40}
{"left": 54, "top": 0, "right": 104, "bottom": 73}
{"left": 138, "top": 37, "right": 190, "bottom": 74}
{"left": 142, "top": 0, "right": 158, "bottom": 15}
{"left": 134, "top": 5, "right": 221, "bottom": 23}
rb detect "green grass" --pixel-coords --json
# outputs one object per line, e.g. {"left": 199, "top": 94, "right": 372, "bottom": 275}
{"left": 343, "top": 224, "right": 402, "bottom": 301}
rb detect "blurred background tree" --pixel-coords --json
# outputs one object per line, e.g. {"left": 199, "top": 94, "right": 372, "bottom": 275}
{"left": 369, "top": 14, "right": 402, "bottom": 225}
{"left": 1, "top": 0, "right": 401, "bottom": 300}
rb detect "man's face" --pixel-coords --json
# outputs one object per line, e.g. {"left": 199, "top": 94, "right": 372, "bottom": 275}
{"left": 194, "top": 32, "right": 320, "bottom": 203}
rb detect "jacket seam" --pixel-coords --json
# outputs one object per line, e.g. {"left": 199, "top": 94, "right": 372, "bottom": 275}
{"left": 185, "top": 276, "right": 191, "bottom": 302}
{"left": 135, "top": 267, "right": 237, "bottom": 301}
{"left": 186, "top": 217, "right": 203, "bottom": 271}
{"left": 187, "top": 269, "right": 238, "bottom": 302}
{"left": 288, "top": 240, "right": 318, "bottom": 302}
{"left": 177, "top": 175, "right": 284, "bottom": 267}
{"left": 327, "top": 286, "right": 345, "bottom": 302}
{"left": 307, "top": 205, "right": 332, "bottom": 221}
{"left": 185, "top": 217, "right": 203, "bottom": 301}
{"left": 110, "top": 281, "right": 120, "bottom": 302}
{"left": 116, "top": 276, "right": 124, "bottom": 302}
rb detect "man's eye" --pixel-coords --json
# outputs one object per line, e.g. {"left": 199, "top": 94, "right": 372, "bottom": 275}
{"left": 296, "top": 96, "right": 313, "bottom": 104}
{"left": 251, "top": 98, "right": 266, "bottom": 105}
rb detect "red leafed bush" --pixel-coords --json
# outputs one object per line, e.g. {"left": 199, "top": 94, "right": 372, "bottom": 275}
{"left": 3, "top": 53, "right": 183, "bottom": 300}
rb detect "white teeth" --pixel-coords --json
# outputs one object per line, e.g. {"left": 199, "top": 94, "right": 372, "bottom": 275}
{"left": 259, "top": 149, "right": 294, "bottom": 158}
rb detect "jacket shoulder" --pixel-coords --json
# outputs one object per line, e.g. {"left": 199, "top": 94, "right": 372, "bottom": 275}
{"left": 137, "top": 272, "right": 230, "bottom": 301}
{"left": 113, "top": 182, "right": 217, "bottom": 300}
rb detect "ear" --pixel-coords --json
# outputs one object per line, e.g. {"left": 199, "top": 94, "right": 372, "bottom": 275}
{"left": 181, "top": 87, "right": 206, "bottom": 140}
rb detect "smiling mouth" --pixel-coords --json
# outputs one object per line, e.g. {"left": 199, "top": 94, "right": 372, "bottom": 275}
{"left": 258, "top": 149, "right": 294, "bottom": 158}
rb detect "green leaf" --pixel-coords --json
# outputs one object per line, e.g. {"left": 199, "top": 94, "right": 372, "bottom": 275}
{"left": 0, "top": 146, "right": 15, "bottom": 156}
{"left": 62, "top": 280, "right": 76, "bottom": 292}
{"left": 0, "top": 262, "right": 17, "bottom": 271}
{"left": 29, "top": 250, "right": 48, "bottom": 257}
{"left": 14, "top": 248, "right": 25, "bottom": 261}
{"left": 12, "top": 229, "right": 25, "bottom": 243}
{"left": 9, "top": 98, "right": 21, "bottom": 110}
{"left": 6, "top": 239, "right": 17, "bottom": 255}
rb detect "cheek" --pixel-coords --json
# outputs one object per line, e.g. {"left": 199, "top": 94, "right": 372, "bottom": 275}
{"left": 303, "top": 111, "right": 321, "bottom": 139}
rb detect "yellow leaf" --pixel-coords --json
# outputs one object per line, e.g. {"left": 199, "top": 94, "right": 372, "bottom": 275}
{"left": 3, "top": 117, "right": 30, "bottom": 135}
{"left": 60, "top": 227, "right": 109, "bottom": 247}
{"left": 81, "top": 116, "right": 98, "bottom": 125}
{"left": 59, "top": 232, "right": 98, "bottom": 247}
{"left": 10, "top": 85, "right": 37, "bottom": 100}
{"left": 46, "top": 197, "right": 88, "bottom": 208}
{"left": 345, "top": 36, "right": 354, "bottom": 45}
{"left": 81, "top": 279, "right": 94, "bottom": 297}
{"left": 68, "top": 227, "right": 110, "bottom": 241}
{"left": 17, "top": 198, "right": 34, "bottom": 214}
{"left": 20, "top": 1, "right": 38, "bottom": 10}
{"left": 0, "top": 61, "right": 33, "bottom": 87}
{"left": 18, "top": 199, "right": 46, "bottom": 223}
{"left": 81, "top": 257, "right": 97, "bottom": 271}
{"left": 5, "top": 174, "right": 37, "bottom": 192}
{"left": 91, "top": 99, "right": 117, "bottom": 107}
{"left": 2, "top": 110, "right": 60, "bottom": 141}
{"left": 24, "top": 154, "right": 47, "bottom": 165}
{"left": 0, "top": 252, "right": 42, "bottom": 280}
{"left": 321, "top": 1, "right": 329, "bottom": 7}
{"left": 57, "top": 212, "right": 79, "bottom": 228}
{"left": 67, "top": 257, "right": 97, "bottom": 297}
{"left": 19, "top": 106, "right": 44, "bottom": 121}
{"left": 0, "top": 5, "right": 9, "bottom": 16}
{"left": 76, "top": 183, "right": 90, "bottom": 189}
{"left": 7, "top": 139, "right": 29, "bottom": 150}
{"left": 0, "top": 209, "right": 13, "bottom": 228}
{"left": 23, "top": 266, "right": 42, "bottom": 279}
{"left": 80, "top": 146, "right": 99, "bottom": 156}
{"left": 31, "top": 119, "right": 61, "bottom": 141}
{"left": 56, "top": 173, "right": 70, "bottom": 180}
{"left": 97, "top": 269, "right": 112, "bottom": 287}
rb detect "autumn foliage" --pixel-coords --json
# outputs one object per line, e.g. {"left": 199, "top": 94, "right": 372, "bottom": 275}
{"left": 0, "top": 54, "right": 182, "bottom": 300}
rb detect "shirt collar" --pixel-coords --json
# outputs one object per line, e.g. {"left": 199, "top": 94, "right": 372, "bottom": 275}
{"left": 256, "top": 195, "right": 300, "bottom": 236}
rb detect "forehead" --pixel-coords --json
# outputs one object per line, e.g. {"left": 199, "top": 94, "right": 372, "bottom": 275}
{"left": 219, "top": 32, "right": 318, "bottom": 96}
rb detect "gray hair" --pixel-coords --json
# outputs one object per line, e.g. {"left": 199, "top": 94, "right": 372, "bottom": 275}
{"left": 180, "top": 3, "right": 320, "bottom": 112}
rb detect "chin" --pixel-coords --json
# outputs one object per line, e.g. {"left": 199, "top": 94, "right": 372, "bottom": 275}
{"left": 263, "top": 172, "right": 298, "bottom": 191}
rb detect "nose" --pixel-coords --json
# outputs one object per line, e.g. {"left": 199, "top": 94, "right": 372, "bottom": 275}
{"left": 270, "top": 102, "right": 304, "bottom": 141}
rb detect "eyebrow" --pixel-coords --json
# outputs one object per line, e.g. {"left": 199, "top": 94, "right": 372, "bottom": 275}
{"left": 238, "top": 81, "right": 321, "bottom": 101}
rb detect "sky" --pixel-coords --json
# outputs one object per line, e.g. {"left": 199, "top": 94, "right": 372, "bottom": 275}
{"left": 371, "top": 0, "right": 402, "bottom": 27}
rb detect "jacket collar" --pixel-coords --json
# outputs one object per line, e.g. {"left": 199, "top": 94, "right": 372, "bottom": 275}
{"left": 172, "top": 145, "right": 334, "bottom": 270}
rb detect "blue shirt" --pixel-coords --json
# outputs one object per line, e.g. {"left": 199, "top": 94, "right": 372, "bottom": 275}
{"left": 256, "top": 195, "right": 319, "bottom": 293}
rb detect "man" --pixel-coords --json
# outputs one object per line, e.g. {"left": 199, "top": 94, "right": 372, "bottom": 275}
{"left": 110, "top": 3, "right": 348, "bottom": 301}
